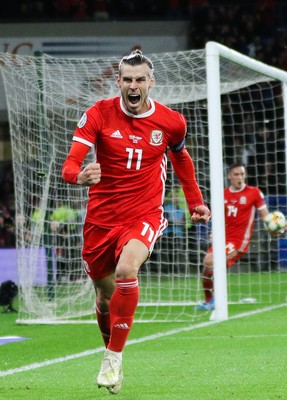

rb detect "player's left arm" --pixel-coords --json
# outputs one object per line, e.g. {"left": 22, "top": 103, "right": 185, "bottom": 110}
{"left": 255, "top": 187, "right": 270, "bottom": 223}
{"left": 169, "top": 145, "right": 210, "bottom": 224}
{"left": 258, "top": 206, "right": 269, "bottom": 222}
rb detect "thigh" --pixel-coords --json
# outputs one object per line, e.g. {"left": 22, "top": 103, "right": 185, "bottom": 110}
{"left": 82, "top": 223, "right": 118, "bottom": 281}
{"left": 116, "top": 239, "right": 149, "bottom": 279}
{"left": 114, "top": 216, "right": 167, "bottom": 278}
{"left": 225, "top": 241, "right": 246, "bottom": 268}
{"left": 204, "top": 242, "right": 245, "bottom": 268}
{"left": 115, "top": 215, "right": 167, "bottom": 262}
{"left": 82, "top": 214, "right": 167, "bottom": 281}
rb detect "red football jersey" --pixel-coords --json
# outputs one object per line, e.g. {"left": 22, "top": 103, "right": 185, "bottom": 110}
{"left": 224, "top": 184, "right": 266, "bottom": 252}
{"left": 70, "top": 96, "right": 187, "bottom": 227}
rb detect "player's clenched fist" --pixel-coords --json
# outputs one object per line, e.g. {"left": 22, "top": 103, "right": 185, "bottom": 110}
{"left": 191, "top": 205, "right": 211, "bottom": 224}
{"left": 77, "top": 162, "right": 101, "bottom": 186}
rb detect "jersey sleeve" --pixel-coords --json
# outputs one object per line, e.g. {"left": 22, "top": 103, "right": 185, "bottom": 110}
{"left": 255, "top": 188, "right": 267, "bottom": 210}
{"left": 62, "top": 141, "right": 91, "bottom": 184}
{"left": 62, "top": 103, "right": 103, "bottom": 184}
{"left": 169, "top": 148, "right": 205, "bottom": 214}
{"left": 73, "top": 103, "right": 102, "bottom": 146}
{"left": 168, "top": 112, "right": 187, "bottom": 150}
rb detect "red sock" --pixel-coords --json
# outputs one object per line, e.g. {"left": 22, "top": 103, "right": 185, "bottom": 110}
{"left": 108, "top": 278, "right": 139, "bottom": 353}
{"left": 202, "top": 266, "right": 214, "bottom": 303}
{"left": 96, "top": 304, "right": 110, "bottom": 348}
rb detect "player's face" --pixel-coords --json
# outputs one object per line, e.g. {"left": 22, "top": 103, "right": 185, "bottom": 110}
{"left": 116, "top": 63, "right": 155, "bottom": 115}
{"left": 228, "top": 166, "right": 246, "bottom": 190}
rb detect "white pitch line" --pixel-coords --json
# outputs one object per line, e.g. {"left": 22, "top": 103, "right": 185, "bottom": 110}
{"left": 0, "top": 303, "right": 286, "bottom": 377}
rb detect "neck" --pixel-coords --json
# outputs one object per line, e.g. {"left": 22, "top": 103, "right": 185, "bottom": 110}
{"left": 229, "top": 183, "right": 246, "bottom": 192}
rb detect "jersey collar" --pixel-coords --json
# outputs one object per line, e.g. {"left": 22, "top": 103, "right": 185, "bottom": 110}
{"left": 120, "top": 97, "right": 155, "bottom": 118}
{"left": 229, "top": 183, "right": 246, "bottom": 193}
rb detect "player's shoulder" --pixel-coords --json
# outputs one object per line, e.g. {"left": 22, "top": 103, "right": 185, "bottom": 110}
{"left": 154, "top": 100, "right": 186, "bottom": 126}
{"left": 244, "top": 185, "right": 266, "bottom": 200}
{"left": 244, "top": 185, "right": 263, "bottom": 194}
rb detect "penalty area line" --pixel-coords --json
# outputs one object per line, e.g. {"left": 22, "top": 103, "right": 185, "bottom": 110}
{"left": 0, "top": 303, "right": 286, "bottom": 377}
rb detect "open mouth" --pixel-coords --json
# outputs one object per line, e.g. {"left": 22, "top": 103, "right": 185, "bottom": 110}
{"left": 128, "top": 94, "right": 140, "bottom": 104}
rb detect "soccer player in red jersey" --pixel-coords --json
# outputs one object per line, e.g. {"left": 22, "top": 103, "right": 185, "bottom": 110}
{"left": 197, "top": 163, "right": 269, "bottom": 311}
{"left": 62, "top": 49, "right": 210, "bottom": 393}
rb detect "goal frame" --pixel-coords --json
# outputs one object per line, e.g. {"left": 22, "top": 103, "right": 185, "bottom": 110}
{"left": 0, "top": 42, "right": 287, "bottom": 324}
{"left": 206, "top": 42, "right": 287, "bottom": 322}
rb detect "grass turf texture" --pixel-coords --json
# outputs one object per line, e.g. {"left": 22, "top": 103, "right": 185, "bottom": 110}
{"left": 17, "top": 271, "right": 287, "bottom": 323}
{"left": 1, "top": 304, "right": 286, "bottom": 399}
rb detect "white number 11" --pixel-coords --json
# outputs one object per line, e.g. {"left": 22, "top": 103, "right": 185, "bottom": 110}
{"left": 126, "top": 148, "right": 143, "bottom": 170}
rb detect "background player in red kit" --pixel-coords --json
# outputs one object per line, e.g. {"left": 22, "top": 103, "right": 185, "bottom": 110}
{"left": 197, "top": 163, "right": 269, "bottom": 311}
{"left": 62, "top": 49, "right": 210, "bottom": 393}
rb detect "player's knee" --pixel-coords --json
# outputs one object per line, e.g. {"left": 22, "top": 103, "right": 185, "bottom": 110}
{"left": 96, "top": 294, "right": 110, "bottom": 312}
{"left": 93, "top": 277, "right": 115, "bottom": 307}
{"left": 203, "top": 253, "right": 213, "bottom": 269}
{"left": 202, "top": 265, "right": 214, "bottom": 279}
{"left": 115, "top": 262, "right": 138, "bottom": 280}
{"left": 116, "top": 245, "right": 146, "bottom": 279}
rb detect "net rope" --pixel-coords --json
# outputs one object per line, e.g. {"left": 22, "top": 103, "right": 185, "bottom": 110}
{"left": 0, "top": 47, "right": 286, "bottom": 323}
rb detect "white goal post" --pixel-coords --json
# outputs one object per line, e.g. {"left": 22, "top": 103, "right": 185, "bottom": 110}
{"left": 0, "top": 42, "right": 286, "bottom": 324}
{"left": 206, "top": 42, "right": 287, "bottom": 321}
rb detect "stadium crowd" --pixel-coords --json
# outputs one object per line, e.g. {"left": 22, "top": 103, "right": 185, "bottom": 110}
{"left": 1, "top": 1, "right": 286, "bottom": 70}
{"left": 0, "top": 163, "right": 15, "bottom": 248}
{"left": 0, "top": 205, "right": 16, "bottom": 248}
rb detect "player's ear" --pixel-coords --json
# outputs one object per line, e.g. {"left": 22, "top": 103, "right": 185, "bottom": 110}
{"left": 149, "top": 76, "right": 155, "bottom": 90}
{"left": 115, "top": 74, "right": 120, "bottom": 87}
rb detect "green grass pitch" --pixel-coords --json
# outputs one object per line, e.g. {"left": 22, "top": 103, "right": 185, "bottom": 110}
{"left": 1, "top": 302, "right": 286, "bottom": 399}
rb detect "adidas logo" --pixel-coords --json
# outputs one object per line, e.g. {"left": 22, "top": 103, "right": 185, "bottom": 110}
{"left": 114, "top": 323, "right": 129, "bottom": 330}
{"left": 111, "top": 130, "right": 123, "bottom": 139}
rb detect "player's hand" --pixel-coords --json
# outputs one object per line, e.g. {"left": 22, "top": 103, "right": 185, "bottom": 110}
{"left": 77, "top": 162, "right": 101, "bottom": 186}
{"left": 191, "top": 205, "right": 211, "bottom": 224}
{"left": 269, "top": 227, "right": 286, "bottom": 236}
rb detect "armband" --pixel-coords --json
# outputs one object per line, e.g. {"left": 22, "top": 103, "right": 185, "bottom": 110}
{"left": 169, "top": 139, "right": 185, "bottom": 153}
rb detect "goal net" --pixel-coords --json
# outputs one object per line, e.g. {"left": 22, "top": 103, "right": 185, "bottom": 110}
{"left": 0, "top": 42, "right": 286, "bottom": 324}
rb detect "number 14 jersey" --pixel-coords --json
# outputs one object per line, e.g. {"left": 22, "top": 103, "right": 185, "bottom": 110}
{"left": 224, "top": 184, "right": 266, "bottom": 252}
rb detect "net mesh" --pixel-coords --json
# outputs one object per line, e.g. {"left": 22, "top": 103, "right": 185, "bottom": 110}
{"left": 0, "top": 47, "right": 286, "bottom": 324}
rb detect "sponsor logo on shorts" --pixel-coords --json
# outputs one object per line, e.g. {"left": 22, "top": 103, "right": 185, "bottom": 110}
{"left": 83, "top": 260, "right": 90, "bottom": 273}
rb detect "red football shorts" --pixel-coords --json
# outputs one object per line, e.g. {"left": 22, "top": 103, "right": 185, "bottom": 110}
{"left": 82, "top": 215, "right": 167, "bottom": 281}
{"left": 207, "top": 240, "right": 249, "bottom": 268}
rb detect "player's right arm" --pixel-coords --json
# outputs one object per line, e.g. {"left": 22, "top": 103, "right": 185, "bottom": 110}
{"left": 62, "top": 141, "right": 101, "bottom": 186}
